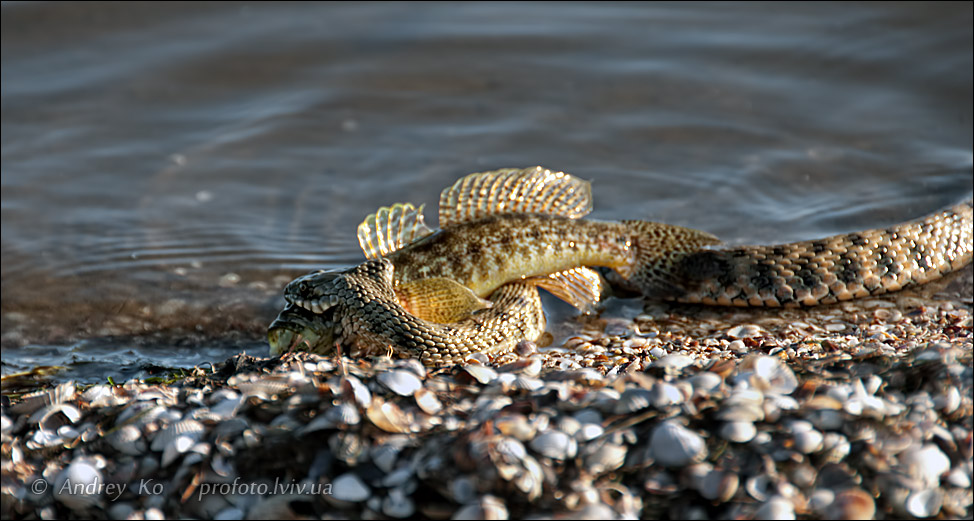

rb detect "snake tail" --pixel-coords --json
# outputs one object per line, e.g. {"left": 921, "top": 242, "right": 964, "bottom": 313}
{"left": 633, "top": 198, "right": 973, "bottom": 307}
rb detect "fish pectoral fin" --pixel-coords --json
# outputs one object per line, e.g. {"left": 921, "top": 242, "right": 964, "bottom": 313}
{"left": 357, "top": 202, "right": 434, "bottom": 259}
{"left": 525, "top": 266, "right": 605, "bottom": 313}
{"left": 438, "top": 166, "right": 593, "bottom": 227}
{"left": 395, "top": 277, "right": 493, "bottom": 324}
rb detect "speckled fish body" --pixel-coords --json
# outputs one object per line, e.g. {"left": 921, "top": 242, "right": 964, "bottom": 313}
{"left": 385, "top": 214, "right": 634, "bottom": 297}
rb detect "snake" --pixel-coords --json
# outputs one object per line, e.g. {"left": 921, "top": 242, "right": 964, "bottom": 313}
{"left": 269, "top": 167, "right": 973, "bottom": 366}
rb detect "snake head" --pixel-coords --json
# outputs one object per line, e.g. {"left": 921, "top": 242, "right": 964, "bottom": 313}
{"left": 283, "top": 268, "right": 346, "bottom": 313}
{"left": 267, "top": 303, "right": 338, "bottom": 356}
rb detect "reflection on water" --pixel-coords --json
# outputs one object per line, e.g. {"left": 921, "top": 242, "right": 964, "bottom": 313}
{"left": 2, "top": 2, "right": 971, "bottom": 383}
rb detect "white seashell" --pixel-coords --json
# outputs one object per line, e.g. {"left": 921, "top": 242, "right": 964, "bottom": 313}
{"left": 330, "top": 401, "right": 362, "bottom": 426}
{"left": 332, "top": 473, "right": 371, "bottom": 502}
{"left": 414, "top": 387, "right": 443, "bottom": 415}
{"left": 382, "top": 488, "right": 416, "bottom": 518}
{"left": 81, "top": 385, "right": 117, "bottom": 407}
{"left": 54, "top": 458, "right": 103, "bottom": 510}
{"left": 614, "top": 389, "right": 652, "bottom": 414}
{"left": 495, "top": 414, "right": 536, "bottom": 441}
{"left": 899, "top": 444, "right": 951, "bottom": 489}
{"left": 688, "top": 372, "right": 722, "bottom": 394}
{"left": 649, "top": 382, "right": 684, "bottom": 408}
{"left": 207, "top": 396, "right": 243, "bottom": 420}
{"left": 161, "top": 434, "right": 197, "bottom": 467}
{"left": 808, "top": 489, "right": 835, "bottom": 514}
{"left": 749, "top": 356, "right": 797, "bottom": 395}
{"left": 30, "top": 428, "right": 64, "bottom": 448}
{"left": 792, "top": 428, "right": 824, "bottom": 454}
{"left": 342, "top": 375, "right": 373, "bottom": 408}
{"left": 366, "top": 398, "right": 413, "bottom": 434}
{"left": 945, "top": 468, "right": 971, "bottom": 489}
{"left": 820, "top": 432, "right": 850, "bottom": 463}
{"left": 904, "top": 488, "right": 943, "bottom": 518}
{"left": 13, "top": 383, "right": 77, "bottom": 415}
{"left": 655, "top": 354, "right": 694, "bottom": 373}
{"left": 576, "top": 423, "right": 604, "bottom": 442}
{"left": 509, "top": 374, "right": 544, "bottom": 392}
{"left": 461, "top": 365, "right": 498, "bottom": 385}
{"left": 933, "top": 386, "right": 960, "bottom": 414}
{"left": 719, "top": 421, "right": 756, "bottom": 443}
{"left": 30, "top": 403, "right": 81, "bottom": 432}
{"left": 395, "top": 358, "right": 427, "bottom": 379}
{"left": 700, "top": 470, "right": 739, "bottom": 503}
{"left": 649, "top": 421, "right": 706, "bottom": 467}
{"left": 754, "top": 495, "right": 795, "bottom": 520}
{"left": 108, "top": 425, "right": 146, "bottom": 456}
{"left": 378, "top": 370, "right": 423, "bottom": 397}
{"left": 746, "top": 474, "right": 775, "bottom": 502}
{"left": 726, "top": 324, "right": 764, "bottom": 339}
{"left": 718, "top": 390, "right": 766, "bottom": 423}
{"left": 514, "top": 455, "right": 543, "bottom": 500}
{"left": 583, "top": 442, "right": 626, "bottom": 474}
{"left": 150, "top": 419, "right": 204, "bottom": 452}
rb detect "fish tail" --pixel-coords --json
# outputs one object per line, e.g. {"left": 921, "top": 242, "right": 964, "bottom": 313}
{"left": 622, "top": 220, "right": 722, "bottom": 298}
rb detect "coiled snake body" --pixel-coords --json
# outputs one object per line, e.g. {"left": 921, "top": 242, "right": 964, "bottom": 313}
{"left": 269, "top": 167, "right": 973, "bottom": 366}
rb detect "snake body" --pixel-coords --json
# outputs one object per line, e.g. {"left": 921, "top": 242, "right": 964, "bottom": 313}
{"left": 269, "top": 168, "right": 973, "bottom": 365}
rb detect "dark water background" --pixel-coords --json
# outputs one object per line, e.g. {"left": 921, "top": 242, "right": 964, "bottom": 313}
{"left": 2, "top": 2, "right": 972, "bottom": 384}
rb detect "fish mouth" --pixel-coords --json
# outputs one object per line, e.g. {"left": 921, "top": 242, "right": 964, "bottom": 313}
{"left": 267, "top": 304, "right": 337, "bottom": 356}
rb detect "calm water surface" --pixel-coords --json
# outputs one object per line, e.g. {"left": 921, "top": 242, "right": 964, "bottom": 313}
{"left": 2, "top": 2, "right": 971, "bottom": 383}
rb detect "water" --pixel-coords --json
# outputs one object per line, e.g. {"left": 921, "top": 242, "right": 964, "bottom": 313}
{"left": 2, "top": 2, "right": 971, "bottom": 384}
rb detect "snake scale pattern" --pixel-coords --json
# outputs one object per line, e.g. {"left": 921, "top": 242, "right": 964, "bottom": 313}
{"left": 270, "top": 167, "right": 973, "bottom": 366}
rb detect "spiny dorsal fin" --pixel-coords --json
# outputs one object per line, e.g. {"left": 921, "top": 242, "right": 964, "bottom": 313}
{"left": 395, "top": 277, "right": 493, "bottom": 324}
{"left": 524, "top": 266, "right": 605, "bottom": 313}
{"left": 357, "top": 203, "right": 434, "bottom": 259}
{"left": 438, "top": 166, "right": 593, "bottom": 227}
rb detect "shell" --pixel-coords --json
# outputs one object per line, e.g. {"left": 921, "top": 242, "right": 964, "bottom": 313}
{"left": 719, "top": 421, "right": 756, "bottom": 443}
{"left": 904, "top": 489, "right": 943, "bottom": 518}
{"left": 53, "top": 457, "right": 103, "bottom": 510}
{"left": 366, "top": 398, "right": 413, "bottom": 434}
{"left": 529, "top": 430, "right": 577, "bottom": 460}
{"left": 461, "top": 365, "right": 499, "bottom": 385}
{"left": 331, "top": 473, "right": 371, "bottom": 502}
{"left": 748, "top": 355, "right": 798, "bottom": 395}
{"left": 414, "top": 388, "right": 443, "bottom": 415}
{"left": 649, "top": 421, "right": 706, "bottom": 467}
{"left": 378, "top": 370, "right": 423, "bottom": 397}
{"left": 614, "top": 389, "right": 652, "bottom": 414}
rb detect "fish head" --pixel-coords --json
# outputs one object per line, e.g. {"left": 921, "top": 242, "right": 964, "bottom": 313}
{"left": 267, "top": 303, "right": 338, "bottom": 356}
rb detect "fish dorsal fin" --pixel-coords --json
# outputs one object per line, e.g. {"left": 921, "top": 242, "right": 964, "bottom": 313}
{"left": 395, "top": 277, "right": 493, "bottom": 324}
{"left": 438, "top": 166, "right": 593, "bottom": 227}
{"left": 524, "top": 266, "right": 605, "bottom": 313}
{"left": 357, "top": 203, "right": 434, "bottom": 259}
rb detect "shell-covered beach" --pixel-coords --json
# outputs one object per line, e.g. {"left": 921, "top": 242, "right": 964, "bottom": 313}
{"left": 3, "top": 267, "right": 970, "bottom": 519}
